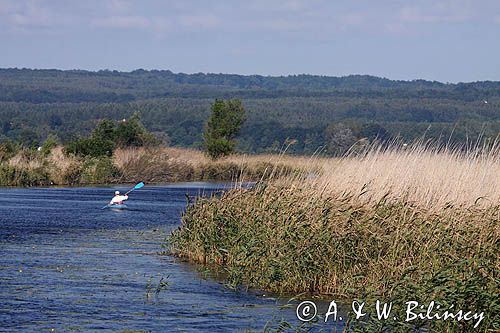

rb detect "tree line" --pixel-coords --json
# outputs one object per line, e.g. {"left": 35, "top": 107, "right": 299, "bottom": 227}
{"left": 0, "top": 68, "right": 498, "bottom": 155}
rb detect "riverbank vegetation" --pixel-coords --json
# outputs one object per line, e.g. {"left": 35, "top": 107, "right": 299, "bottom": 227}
{"left": 0, "top": 103, "right": 279, "bottom": 186}
{"left": 170, "top": 143, "right": 500, "bottom": 332}
{"left": 0, "top": 145, "right": 306, "bottom": 186}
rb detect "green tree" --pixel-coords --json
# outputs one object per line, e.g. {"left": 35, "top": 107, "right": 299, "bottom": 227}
{"left": 204, "top": 99, "right": 246, "bottom": 159}
{"left": 64, "top": 136, "right": 114, "bottom": 158}
{"left": 359, "top": 123, "right": 390, "bottom": 142}
{"left": 65, "top": 119, "right": 116, "bottom": 157}
{"left": 115, "top": 112, "right": 159, "bottom": 147}
{"left": 92, "top": 119, "right": 116, "bottom": 142}
{"left": 64, "top": 114, "right": 159, "bottom": 157}
{"left": 40, "top": 134, "right": 58, "bottom": 156}
{"left": 17, "top": 129, "right": 40, "bottom": 149}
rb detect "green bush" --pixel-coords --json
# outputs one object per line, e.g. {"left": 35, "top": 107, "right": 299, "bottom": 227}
{"left": 0, "top": 164, "right": 50, "bottom": 186}
{"left": 115, "top": 112, "right": 160, "bottom": 148}
{"left": 40, "top": 134, "right": 58, "bottom": 156}
{"left": 0, "top": 140, "right": 18, "bottom": 162}
{"left": 61, "top": 162, "right": 83, "bottom": 185}
{"left": 0, "top": 164, "right": 16, "bottom": 185}
{"left": 81, "top": 157, "right": 121, "bottom": 184}
{"left": 64, "top": 114, "right": 158, "bottom": 158}
{"left": 64, "top": 137, "right": 114, "bottom": 158}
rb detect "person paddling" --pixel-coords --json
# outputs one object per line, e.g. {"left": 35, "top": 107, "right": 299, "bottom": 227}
{"left": 102, "top": 183, "right": 144, "bottom": 209}
{"left": 110, "top": 191, "right": 128, "bottom": 205}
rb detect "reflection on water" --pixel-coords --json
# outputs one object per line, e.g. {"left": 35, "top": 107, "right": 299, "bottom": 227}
{"left": 0, "top": 184, "right": 329, "bottom": 332}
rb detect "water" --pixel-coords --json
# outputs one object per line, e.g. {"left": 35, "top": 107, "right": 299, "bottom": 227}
{"left": 0, "top": 184, "right": 313, "bottom": 332}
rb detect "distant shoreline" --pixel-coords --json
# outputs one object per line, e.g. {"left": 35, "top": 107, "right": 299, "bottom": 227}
{"left": 0, "top": 146, "right": 299, "bottom": 187}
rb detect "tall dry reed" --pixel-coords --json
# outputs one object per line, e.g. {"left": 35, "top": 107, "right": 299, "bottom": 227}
{"left": 169, "top": 143, "right": 500, "bottom": 332}
{"left": 310, "top": 142, "right": 500, "bottom": 211}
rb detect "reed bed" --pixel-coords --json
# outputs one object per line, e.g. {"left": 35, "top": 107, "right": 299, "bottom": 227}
{"left": 0, "top": 146, "right": 304, "bottom": 186}
{"left": 169, "top": 143, "right": 500, "bottom": 332}
{"left": 316, "top": 143, "right": 500, "bottom": 212}
{"left": 0, "top": 149, "right": 51, "bottom": 186}
{"left": 113, "top": 146, "right": 299, "bottom": 183}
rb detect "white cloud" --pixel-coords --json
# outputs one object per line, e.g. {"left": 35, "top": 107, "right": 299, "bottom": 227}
{"left": 249, "top": 18, "right": 305, "bottom": 32}
{"left": 245, "top": 0, "right": 314, "bottom": 13}
{"left": 90, "top": 13, "right": 220, "bottom": 34}
{"left": 0, "top": 1, "right": 15, "bottom": 15}
{"left": 91, "top": 15, "right": 151, "bottom": 29}
{"left": 399, "top": 5, "right": 469, "bottom": 24}
{"left": 107, "top": 0, "right": 131, "bottom": 13}
{"left": 3, "top": 1, "right": 59, "bottom": 29}
{"left": 178, "top": 14, "right": 220, "bottom": 29}
{"left": 1, "top": 0, "right": 498, "bottom": 39}
{"left": 278, "top": 0, "right": 309, "bottom": 12}
{"left": 335, "top": 12, "right": 370, "bottom": 31}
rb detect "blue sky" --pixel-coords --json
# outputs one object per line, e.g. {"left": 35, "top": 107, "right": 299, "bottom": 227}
{"left": 0, "top": 0, "right": 499, "bottom": 82}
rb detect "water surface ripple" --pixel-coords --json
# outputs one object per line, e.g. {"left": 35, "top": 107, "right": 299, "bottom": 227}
{"left": 0, "top": 184, "right": 305, "bottom": 332}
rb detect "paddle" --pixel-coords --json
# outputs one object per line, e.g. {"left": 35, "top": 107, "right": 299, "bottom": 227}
{"left": 125, "top": 182, "right": 145, "bottom": 195}
{"left": 101, "top": 182, "right": 145, "bottom": 209}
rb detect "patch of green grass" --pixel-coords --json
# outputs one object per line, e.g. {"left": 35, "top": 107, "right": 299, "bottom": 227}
{"left": 169, "top": 182, "right": 499, "bottom": 332}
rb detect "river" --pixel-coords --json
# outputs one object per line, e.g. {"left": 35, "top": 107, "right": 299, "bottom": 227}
{"left": 0, "top": 184, "right": 329, "bottom": 332}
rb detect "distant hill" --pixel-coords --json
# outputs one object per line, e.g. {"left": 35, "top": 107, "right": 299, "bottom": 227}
{"left": 0, "top": 68, "right": 498, "bottom": 153}
{"left": 1, "top": 68, "right": 499, "bottom": 102}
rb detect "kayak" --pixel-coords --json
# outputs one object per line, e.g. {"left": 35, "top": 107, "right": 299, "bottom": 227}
{"left": 106, "top": 204, "right": 128, "bottom": 210}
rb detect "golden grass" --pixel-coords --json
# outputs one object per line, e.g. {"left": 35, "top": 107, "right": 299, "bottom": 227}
{"left": 113, "top": 147, "right": 196, "bottom": 183}
{"left": 310, "top": 143, "right": 500, "bottom": 212}
{"left": 47, "top": 146, "right": 79, "bottom": 170}
{"left": 114, "top": 146, "right": 321, "bottom": 171}
{"left": 149, "top": 141, "right": 499, "bottom": 211}
{"left": 2, "top": 143, "right": 499, "bottom": 209}
{"left": 133, "top": 142, "right": 499, "bottom": 212}
{"left": 8, "top": 151, "right": 44, "bottom": 170}
{"left": 112, "top": 146, "right": 305, "bottom": 183}
{"left": 170, "top": 143, "right": 500, "bottom": 331}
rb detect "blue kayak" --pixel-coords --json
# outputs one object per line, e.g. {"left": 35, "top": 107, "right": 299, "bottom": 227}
{"left": 106, "top": 204, "right": 128, "bottom": 210}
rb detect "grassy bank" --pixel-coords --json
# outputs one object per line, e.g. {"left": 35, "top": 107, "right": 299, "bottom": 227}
{"left": 169, "top": 144, "right": 500, "bottom": 332}
{"left": 0, "top": 146, "right": 303, "bottom": 186}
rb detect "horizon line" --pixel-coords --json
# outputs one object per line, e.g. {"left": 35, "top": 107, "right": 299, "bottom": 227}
{"left": 1, "top": 67, "right": 499, "bottom": 85}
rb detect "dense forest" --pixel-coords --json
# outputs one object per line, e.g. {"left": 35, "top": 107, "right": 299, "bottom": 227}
{"left": 0, "top": 68, "right": 499, "bottom": 154}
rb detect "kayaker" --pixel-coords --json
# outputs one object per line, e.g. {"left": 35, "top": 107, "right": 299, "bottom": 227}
{"left": 110, "top": 191, "right": 128, "bottom": 205}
